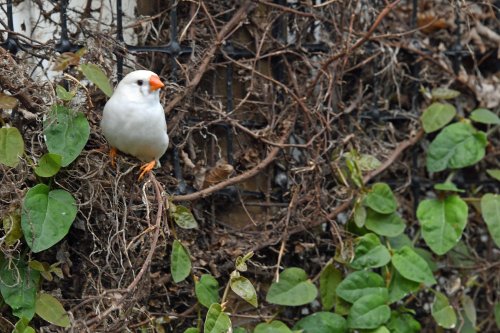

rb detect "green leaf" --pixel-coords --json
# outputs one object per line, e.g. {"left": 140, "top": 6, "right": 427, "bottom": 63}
{"left": 344, "top": 152, "right": 382, "bottom": 171}
{"left": 486, "top": 169, "right": 500, "bottom": 181}
{"left": 35, "top": 293, "right": 70, "bottom": 327}
{"left": 421, "top": 102, "right": 456, "bottom": 133}
{"left": 230, "top": 274, "right": 258, "bottom": 307}
{"left": 366, "top": 327, "right": 390, "bottom": 333}
{"left": 350, "top": 233, "right": 391, "bottom": 270}
{"left": 353, "top": 200, "right": 367, "bottom": 228}
{"left": 254, "top": 321, "right": 292, "bottom": 333}
{"left": 426, "top": 122, "right": 487, "bottom": 172}
{"left": 0, "top": 257, "right": 40, "bottom": 319}
{"left": 21, "top": 184, "right": 77, "bottom": 253}
{"left": 13, "top": 317, "right": 35, "bottom": 333}
{"left": 386, "top": 311, "right": 421, "bottom": 333}
{"left": 204, "top": 303, "right": 231, "bottom": 333}
{"left": 387, "top": 233, "right": 412, "bottom": 250}
{"left": 391, "top": 246, "right": 436, "bottom": 286}
{"left": 235, "top": 251, "right": 253, "bottom": 272}
{"left": 336, "top": 271, "right": 387, "bottom": 303}
{"left": 183, "top": 328, "right": 199, "bottom": 333}
{"left": 195, "top": 274, "right": 219, "bottom": 308}
{"left": 365, "top": 183, "right": 398, "bottom": 214}
{"left": 170, "top": 240, "right": 191, "bottom": 283}
{"left": 470, "top": 108, "right": 500, "bottom": 125}
{"left": 388, "top": 270, "right": 420, "bottom": 304}
{"left": 171, "top": 204, "right": 198, "bottom": 229}
{"left": 347, "top": 294, "right": 391, "bottom": 329}
{"left": 414, "top": 248, "right": 438, "bottom": 272}
{"left": 494, "top": 302, "right": 500, "bottom": 329}
{"left": 0, "top": 92, "right": 19, "bottom": 109}
{"left": 233, "top": 328, "right": 247, "bottom": 333}
{"left": 35, "top": 153, "right": 62, "bottom": 177}
{"left": 55, "top": 85, "right": 75, "bottom": 101}
{"left": 461, "top": 295, "right": 476, "bottom": 326}
{"left": 480, "top": 194, "right": 500, "bottom": 247}
{"left": 365, "top": 209, "right": 406, "bottom": 237}
{"left": 79, "top": 63, "right": 113, "bottom": 97}
{"left": 0, "top": 127, "right": 24, "bottom": 167}
{"left": 266, "top": 267, "right": 318, "bottom": 306}
{"left": 3, "top": 212, "right": 23, "bottom": 246}
{"left": 417, "top": 195, "right": 468, "bottom": 255}
{"left": 434, "top": 181, "right": 464, "bottom": 192}
{"left": 293, "top": 312, "right": 347, "bottom": 333}
{"left": 319, "top": 263, "right": 342, "bottom": 311}
{"left": 43, "top": 105, "right": 90, "bottom": 167}
{"left": 431, "top": 88, "right": 460, "bottom": 100}
{"left": 432, "top": 291, "right": 457, "bottom": 329}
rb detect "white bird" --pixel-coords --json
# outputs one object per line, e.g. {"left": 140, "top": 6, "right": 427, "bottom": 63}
{"left": 101, "top": 70, "right": 169, "bottom": 180}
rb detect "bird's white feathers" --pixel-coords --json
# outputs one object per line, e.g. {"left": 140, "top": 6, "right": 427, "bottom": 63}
{"left": 101, "top": 70, "right": 169, "bottom": 164}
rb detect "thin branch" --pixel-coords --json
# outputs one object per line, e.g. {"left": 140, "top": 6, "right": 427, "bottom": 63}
{"left": 171, "top": 112, "right": 296, "bottom": 202}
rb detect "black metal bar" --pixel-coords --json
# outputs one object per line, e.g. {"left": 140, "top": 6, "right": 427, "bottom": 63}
{"left": 116, "top": 0, "right": 124, "bottom": 80}
{"left": 55, "top": 0, "right": 72, "bottom": 53}
{"left": 3, "top": 0, "right": 19, "bottom": 53}
{"left": 225, "top": 49, "right": 234, "bottom": 165}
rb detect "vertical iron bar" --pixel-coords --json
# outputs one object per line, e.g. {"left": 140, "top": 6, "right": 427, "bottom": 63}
{"left": 169, "top": 3, "right": 179, "bottom": 81}
{"left": 55, "top": 0, "right": 71, "bottom": 52}
{"left": 410, "top": 0, "right": 420, "bottom": 216}
{"left": 116, "top": 0, "right": 124, "bottom": 80}
{"left": 225, "top": 48, "right": 234, "bottom": 165}
{"left": 4, "top": 0, "right": 19, "bottom": 53}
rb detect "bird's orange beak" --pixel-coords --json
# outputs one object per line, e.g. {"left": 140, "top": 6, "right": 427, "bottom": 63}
{"left": 149, "top": 74, "right": 164, "bottom": 91}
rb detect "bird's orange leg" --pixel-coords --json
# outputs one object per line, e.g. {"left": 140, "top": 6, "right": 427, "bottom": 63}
{"left": 109, "top": 147, "right": 117, "bottom": 168}
{"left": 138, "top": 160, "right": 156, "bottom": 180}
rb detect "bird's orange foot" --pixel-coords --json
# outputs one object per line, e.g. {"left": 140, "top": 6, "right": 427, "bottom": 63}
{"left": 109, "top": 147, "right": 117, "bottom": 168}
{"left": 138, "top": 160, "right": 156, "bottom": 180}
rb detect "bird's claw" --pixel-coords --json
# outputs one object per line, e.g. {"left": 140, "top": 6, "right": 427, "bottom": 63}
{"left": 109, "top": 147, "right": 117, "bottom": 168}
{"left": 138, "top": 160, "right": 156, "bottom": 180}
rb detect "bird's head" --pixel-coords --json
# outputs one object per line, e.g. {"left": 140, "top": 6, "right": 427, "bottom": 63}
{"left": 114, "top": 70, "right": 164, "bottom": 102}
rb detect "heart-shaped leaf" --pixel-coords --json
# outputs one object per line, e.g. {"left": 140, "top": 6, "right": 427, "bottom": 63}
{"left": 293, "top": 312, "right": 347, "bottom": 333}
{"left": 254, "top": 321, "right": 292, "bottom": 333}
{"left": 204, "top": 303, "right": 231, "bottom": 333}
{"left": 230, "top": 274, "right": 258, "bottom": 307}
{"left": 426, "top": 122, "right": 487, "bottom": 172}
{"left": 365, "top": 209, "right": 406, "bottom": 237}
{"left": 432, "top": 291, "right": 457, "bottom": 329}
{"left": 481, "top": 194, "right": 500, "bottom": 247}
{"left": 171, "top": 240, "right": 191, "bottom": 283}
{"left": 365, "top": 183, "right": 397, "bottom": 214}
{"left": 417, "top": 195, "right": 468, "bottom": 255}
{"left": 0, "top": 257, "right": 40, "bottom": 320}
{"left": 347, "top": 294, "right": 391, "bottom": 329}
{"left": 386, "top": 311, "right": 421, "bottom": 333}
{"left": 80, "top": 64, "right": 113, "bottom": 97}
{"left": 320, "top": 263, "right": 342, "bottom": 311}
{"left": 470, "top": 108, "right": 500, "bottom": 125}
{"left": 421, "top": 102, "right": 456, "bottom": 133}
{"left": 0, "top": 127, "right": 24, "bottom": 167}
{"left": 21, "top": 184, "right": 77, "bottom": 253}
{"left": 35, "top": 293, "right": 70, "bottom": 327}
{"left": 266, "top": 267, "right": 318, "bottom": 306}
{"left": 35, "top": 153, "right": 62, "bottom": 177}
{"left": 431, "top": 88, "right": 460, "bottom": 100}
{"left": 391, "top": 246, "right": 436, "bottom": 286}
{"left": 336, "top": 271, "right": 387, "bottom": 303}
{"left": 43, "top": 105, "right": 90, "bottom": 167}
{"left": 350, "top": 233, "right": 391, "bottom": 270}
{"left": 171, "top": 204, "right": 198, "bottom": 229}
{"left": 195, "top": 274, "right": 220, "bottom": 308}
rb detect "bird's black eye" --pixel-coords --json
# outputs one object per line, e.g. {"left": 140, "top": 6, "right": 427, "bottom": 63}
{"left": 137, "top": 80, "right": 144, "bottom": 86}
